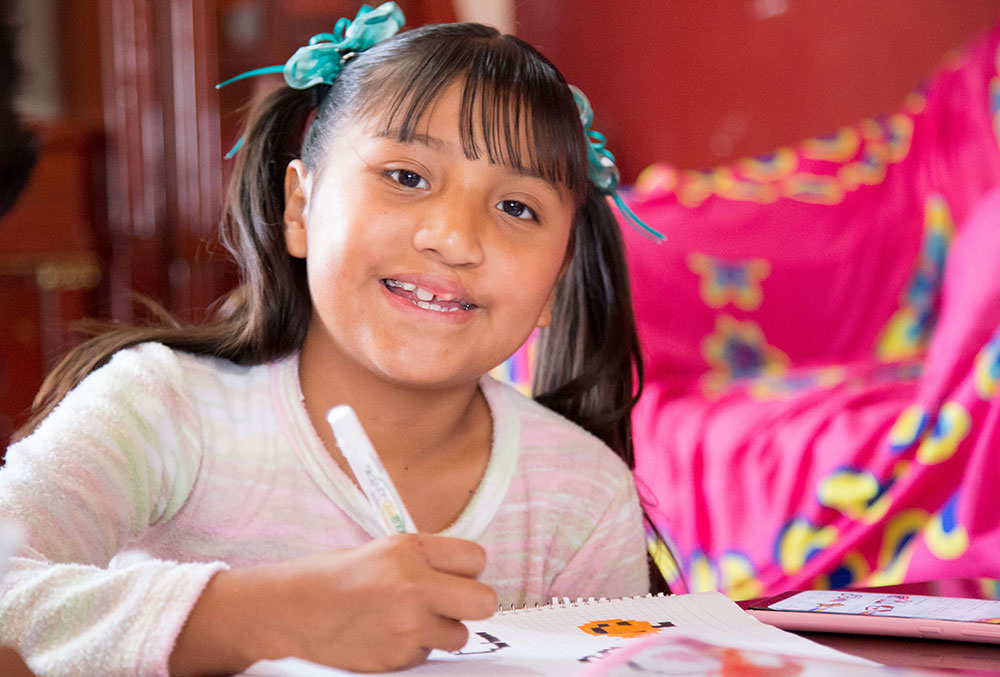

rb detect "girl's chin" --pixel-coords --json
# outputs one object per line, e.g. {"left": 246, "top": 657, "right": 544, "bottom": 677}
{"left": 365, "top": 352, "right": 484, "bottom": 389}
{"left": 377, "top": 370, "right": 481, "bottom": 393}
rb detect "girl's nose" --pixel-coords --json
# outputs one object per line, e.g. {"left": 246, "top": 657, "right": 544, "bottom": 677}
{"left": 412, "top": 197, "right": 486, "bottom": 267}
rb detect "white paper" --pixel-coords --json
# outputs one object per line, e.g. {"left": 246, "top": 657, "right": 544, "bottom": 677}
{"left": 238, "top": 591, "right": 875, "bottom": 676}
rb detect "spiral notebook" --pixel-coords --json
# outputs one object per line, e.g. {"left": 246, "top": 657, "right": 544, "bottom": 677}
{"left": 240, "top": 591, "right": 879, "bottom": 676}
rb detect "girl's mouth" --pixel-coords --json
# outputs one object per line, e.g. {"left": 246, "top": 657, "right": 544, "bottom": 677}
{"left": 382, "top": 279, "right": 476, "bottom": 313}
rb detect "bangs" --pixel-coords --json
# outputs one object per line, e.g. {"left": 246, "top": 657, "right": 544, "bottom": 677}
{"left": 354, "top": 27, "right": 589, "bottom": 201}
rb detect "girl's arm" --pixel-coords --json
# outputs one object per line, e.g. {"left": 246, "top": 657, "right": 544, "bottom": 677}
{"left": 0, "top": 647, "right": 35, "bottom": 677}
{"left": 0, "top": 345, "right": 498, "bottom": 675}
{"left": 169, "top": 535, "right": 497, "bottom": 675}
{"left": 0, "top": 345, "right": 226, "bottom": 676}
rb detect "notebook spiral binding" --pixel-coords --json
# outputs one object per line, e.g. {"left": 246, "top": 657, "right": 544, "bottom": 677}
{"left": 498, "top": 592, "right": 674, "bottom": 614}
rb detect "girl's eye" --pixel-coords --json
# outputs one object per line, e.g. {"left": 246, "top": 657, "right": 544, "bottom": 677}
{"left": 387, "top": 169, "right": 429, "bottom": 189}
{"left": 497, "top": 200, "right": 537, "bottom": 221}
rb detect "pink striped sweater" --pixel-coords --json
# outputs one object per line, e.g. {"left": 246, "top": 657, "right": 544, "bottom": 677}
{"left": 0, "top": 343, "right": 648, "bottom": 676}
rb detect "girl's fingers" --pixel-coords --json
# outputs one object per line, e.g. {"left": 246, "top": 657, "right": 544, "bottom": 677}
{"left": 410, "top": 534, "right": 487, "bottom": 578}
{"left": 424, "top": 569, "right": 498, "bottom": 621}
{"left": 419, "top": 616, "right": 471, "bottom": 654}
{"left": 388, "top": 646, "right": 432, "bottom": 672}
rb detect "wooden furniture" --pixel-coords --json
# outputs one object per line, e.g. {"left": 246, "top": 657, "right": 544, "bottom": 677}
{"left": 0, "top": 122, "right": 104, "bottom": 451}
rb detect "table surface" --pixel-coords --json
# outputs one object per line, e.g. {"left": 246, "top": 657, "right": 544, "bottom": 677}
{"left": 751, "top": 579, "right": 1000, "bottom": 675}
{"left": 805, "top": 630, "right": 1000, "bottom": 674}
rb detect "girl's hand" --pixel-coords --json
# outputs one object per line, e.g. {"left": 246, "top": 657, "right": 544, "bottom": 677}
{"left": 169, "top": 534, "right": 497, "bottom": 675}
{"left": 0, "top": 647, "right": 36, "bottom": 677}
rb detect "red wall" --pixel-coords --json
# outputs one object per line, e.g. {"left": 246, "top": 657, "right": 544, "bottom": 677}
{"left": 517, "top": 0, "right": 1000, "bottom": 181}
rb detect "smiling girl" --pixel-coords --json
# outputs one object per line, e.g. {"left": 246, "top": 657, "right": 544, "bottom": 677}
{"left": 0, "top": 4, "right": 652, "bottom": 675}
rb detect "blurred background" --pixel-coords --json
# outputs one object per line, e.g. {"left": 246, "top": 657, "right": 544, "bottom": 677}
{"left": 2, "top": 0, "right": 1000, "bottom": 452}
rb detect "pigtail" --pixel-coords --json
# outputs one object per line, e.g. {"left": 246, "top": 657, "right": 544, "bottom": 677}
{"left": 532, "top": 187, "right": 643, "bottom": 467}
{"left": 13, "top": 86, "right": 319, "bottom": 442}
{"left": 533, "top": 189, "right": 665, "bottom": 592}
{"left": 217, "top": 85, "right": 319, "bottom": 361}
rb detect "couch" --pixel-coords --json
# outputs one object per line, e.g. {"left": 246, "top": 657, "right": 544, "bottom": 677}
{"left": 623, "top": 20, "right": 1000, "bottom": 597}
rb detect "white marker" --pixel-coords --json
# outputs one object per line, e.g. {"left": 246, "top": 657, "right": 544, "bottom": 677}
{"left": 326, "top": 405, "right": 418, "bottom": 535}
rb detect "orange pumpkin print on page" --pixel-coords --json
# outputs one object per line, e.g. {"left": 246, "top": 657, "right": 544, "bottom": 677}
{"left": 578, "top": 618, "right": 674, "bottom": 638}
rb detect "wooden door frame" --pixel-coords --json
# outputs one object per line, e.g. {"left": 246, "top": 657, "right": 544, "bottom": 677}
{"left": 99, "top": 0, "right": 226, "bottom": 323}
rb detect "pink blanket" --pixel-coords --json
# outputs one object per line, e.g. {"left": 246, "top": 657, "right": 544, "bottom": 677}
{"left": 624, "top": 21, "right": 1000, "bottom": 597}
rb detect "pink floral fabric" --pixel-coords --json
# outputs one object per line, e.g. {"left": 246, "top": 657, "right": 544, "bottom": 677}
{"left": 624, "top": 21, "right": 1000, "bottom": 597}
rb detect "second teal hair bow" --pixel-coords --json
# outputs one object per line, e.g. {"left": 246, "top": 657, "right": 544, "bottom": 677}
{"left": 570, "top": 85, "right": 664, "bottom": 242}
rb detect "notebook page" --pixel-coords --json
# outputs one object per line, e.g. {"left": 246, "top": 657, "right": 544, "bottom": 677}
{"left": 241, "top": 592, "right": 872, "bottom": 676}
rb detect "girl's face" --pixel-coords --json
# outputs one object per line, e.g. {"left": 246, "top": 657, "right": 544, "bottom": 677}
{"left": 284, "top": 83, "right": 576, "bottom": 390}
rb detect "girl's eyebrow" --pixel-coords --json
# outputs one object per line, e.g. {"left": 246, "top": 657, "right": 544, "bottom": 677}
{"left": 376, "top": 129, "right": 449, "bottom": 151}
{"left": 508, "top": 165, "right": 548, "bottom": 183}
{"left": 375, "top": 129, "right": 550, "bottom": 184}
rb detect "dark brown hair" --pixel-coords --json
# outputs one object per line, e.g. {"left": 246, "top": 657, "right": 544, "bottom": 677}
{"left": 17, "top": 22, "right": 643, "bottom": 469}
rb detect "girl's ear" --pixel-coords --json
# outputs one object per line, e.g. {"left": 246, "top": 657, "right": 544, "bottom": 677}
{"left": 284, "top": 159, "right": 310, "bottom": 259}
{"left": 536, "top": 257, "right": 571, "bottom": 329}
{"left": 536, "top": 289, "right": 555, "bottom": 329}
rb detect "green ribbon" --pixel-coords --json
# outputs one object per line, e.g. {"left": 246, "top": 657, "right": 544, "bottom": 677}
{"left": 570, "top": 85, "right": 664, "bottom": 241}
{"left": 216, "top": 2, "right": 405, "bottom": 158}
{"left": 216, "top": 2, "right": 405, "bottom": 90}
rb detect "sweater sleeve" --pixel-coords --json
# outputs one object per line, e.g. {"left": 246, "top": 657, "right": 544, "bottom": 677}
{"left": 546, "top": 470, "right": 650, "bottom": 601}
{"left": 0, "top": 344, "right": 228, "bottom": 677}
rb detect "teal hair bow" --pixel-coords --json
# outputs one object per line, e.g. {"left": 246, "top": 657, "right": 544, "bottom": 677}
{"left": 217, "top": 2, "right": 405, "bottom": 90}
{"left": 216, "top": 2, "right": 404, "bottom": 157}
{"left": 570, "top": 85, "right": 664, "bottom": 242}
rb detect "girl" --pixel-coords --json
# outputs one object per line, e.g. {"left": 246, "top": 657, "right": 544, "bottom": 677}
{"left": 0, "top": 5, "right": 651, "bottom": 675}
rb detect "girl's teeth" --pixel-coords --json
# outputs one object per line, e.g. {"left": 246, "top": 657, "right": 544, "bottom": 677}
{"left": 385, "top": 279, "right": 467, "bottom": 311}
{"left": 416, "top": 301, "right": 458, "bottom": 313}
{"left": 385, "top": 279, "right": 417, "bottom": 292}
{"left": 413, "top": 285, "right": 457, "bottom": 303}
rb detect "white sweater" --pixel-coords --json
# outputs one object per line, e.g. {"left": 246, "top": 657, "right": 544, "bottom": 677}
{"left": 0, "top": 343, "right": 648, "bottom": 676}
